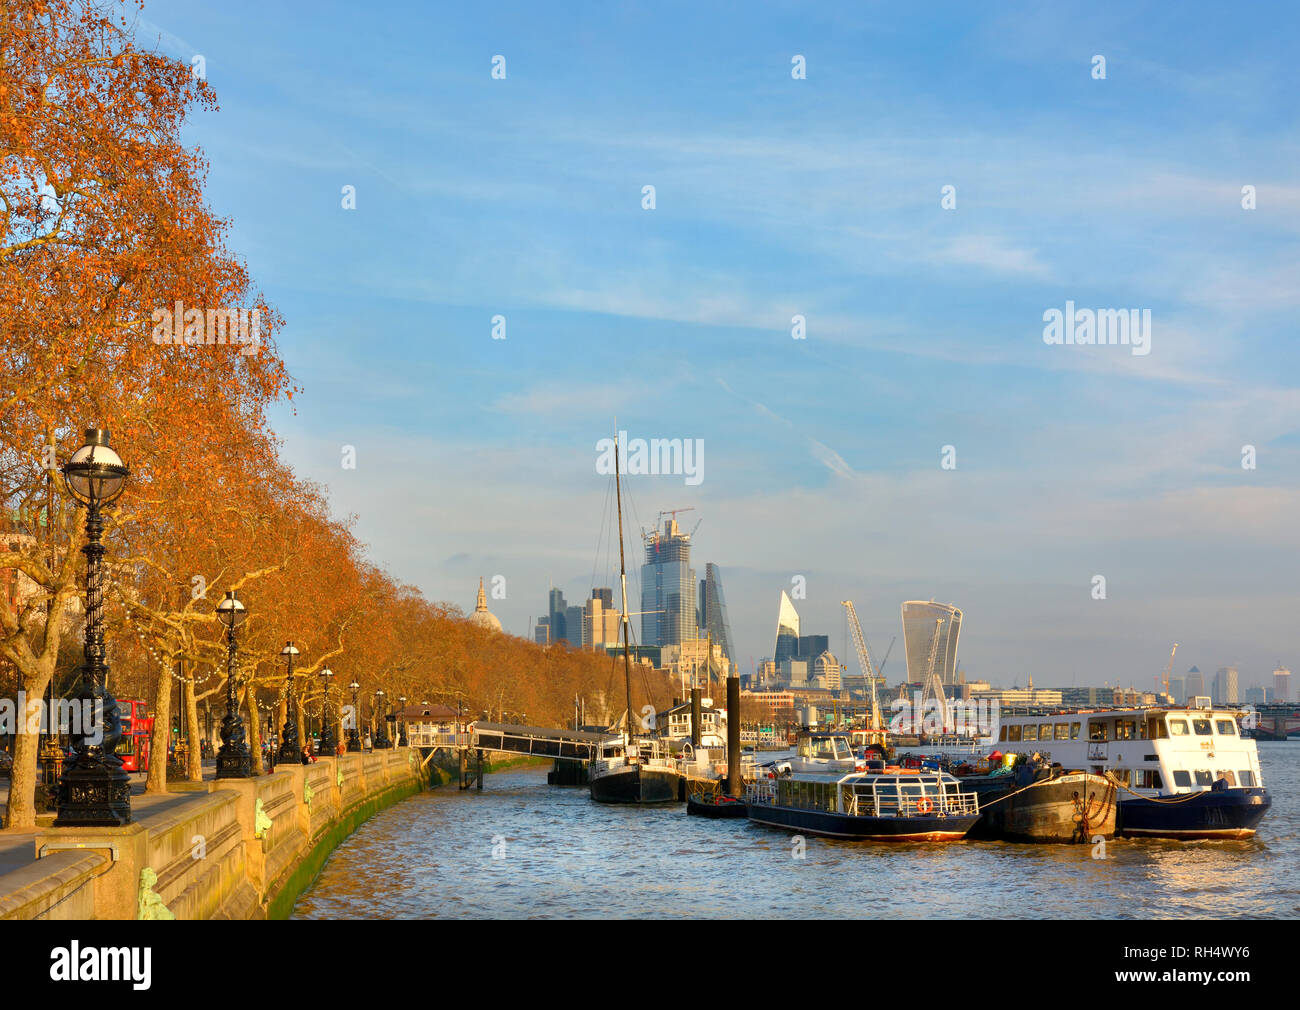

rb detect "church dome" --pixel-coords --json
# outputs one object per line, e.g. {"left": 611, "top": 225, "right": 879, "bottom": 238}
{"left": 469, "top": 577, "right": 502, "bottom": 632}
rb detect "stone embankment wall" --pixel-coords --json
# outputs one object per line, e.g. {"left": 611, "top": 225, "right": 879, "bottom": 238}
{"left": 0, "top": 748, "right": 425, "bottom": 920}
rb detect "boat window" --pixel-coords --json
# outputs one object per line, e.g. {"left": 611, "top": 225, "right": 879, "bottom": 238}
{"left": 1149, "top": 719, "right": 1168, "bottom": 740}
{"left": 1022, "top": 725, "right": 1038, "bottom": 741}
{"left": 1116, "top": 721, "right": 1136, "bottom": 740}
{"left": 1089, "top": 722, "right": 1108, "bottom": 742}
{"left": 1055, "top": 724, "right": 1070, "bottom": 740}
{"left": 1239, "top": 770, "right": 1255, "bottom": 787}
{"left": 1007, "top": 725, "right": 1022, "bottom": 742}
{"left": 1194, "top": 770, "right": 1213, "bottom": 787}
{"left": 1216, "top": 770, "right": 1236, "bottom": 787}
{"left": 1171, "top": 770, "right": 1192, "bottom": 788}
{"left": 1138, "top": 720, "right": 1147, "bottom": 739}
{"left": 1111, "top": 768, "right": 1131, "bottom": 785}
{"left": 999, "top": 725, "right": 1008, "bottom": 742}
{"left": 1192, "top": 719, "right": 1212, "bottom": 736}
{"left": 1215, "top": 720, "right": 1236, "bottom": 736}
{"left": 1136, "top": 770, "right": 1162, "bottom": 789}
{"left": 1168, "top": 719, "right": 1189, "bottom": 736}
{"left": 1070, "top": 722, "right": 1081, "bottom": 740}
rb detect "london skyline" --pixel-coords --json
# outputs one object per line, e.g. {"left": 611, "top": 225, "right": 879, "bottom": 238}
{"left": 137, "top": 0, "right": 1300, "bottom": 688}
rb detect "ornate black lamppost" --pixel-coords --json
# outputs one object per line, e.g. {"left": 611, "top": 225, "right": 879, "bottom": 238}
{"left": 215, "top": 591, "right": 252, "bottom": 778}
{"left": 319, "top": 668, "right": 337, "bottom": 755}
{"left": 397, "top": 695, "right": 409, "bottom": 746}
{"left": 373, "top": 689, "right": 392, "bottom": 749}
{"left": 55, "top": 429, "right": 131, "bottom": 827}
{"left": 347, "top": 680, "right": 361, "bottom": 752}
{"left": 277, "top": 642, "right": 301, "bottom": 763}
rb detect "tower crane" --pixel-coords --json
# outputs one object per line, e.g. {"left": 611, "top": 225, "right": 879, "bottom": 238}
{"left": 840, "top": 601, "right": 885, "bottom": 744}
{"left": 1161, "top": 642, "right": 1179, "bottom": 699}
{"left": 919, "top": 617, "right": 949, "bottom": 734}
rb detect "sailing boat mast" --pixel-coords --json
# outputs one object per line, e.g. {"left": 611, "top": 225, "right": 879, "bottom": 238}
{"left": 614, "top": 435, "right": 634, "bottom": 747}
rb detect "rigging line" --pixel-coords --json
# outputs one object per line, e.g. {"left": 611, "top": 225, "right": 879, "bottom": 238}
{"left": 589, "top": 472, "right": 613, "bottom": 596}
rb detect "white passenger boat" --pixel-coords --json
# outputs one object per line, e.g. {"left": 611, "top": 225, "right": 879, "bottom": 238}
{"left": 995, "top": 700, "right": 1270, "bottom": 839}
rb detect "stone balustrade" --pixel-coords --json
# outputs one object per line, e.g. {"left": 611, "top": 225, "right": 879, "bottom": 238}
{"left": 0, "top": 747, "right": 425, "bottom": 920}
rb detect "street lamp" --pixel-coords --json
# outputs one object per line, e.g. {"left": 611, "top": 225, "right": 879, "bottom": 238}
{"left": 373, "top": 689, "right": 391, "bottom": 749}
{"left": 55, "top": 429, "right": 131, "bottom": 826}
{"left": 214, "top": 591, "right": 251, "bottom": 778}
{"left": 347, "top": 680, "right": 361, "bottom": 752}
{"left": 397, "top": 695, "right": 408, "bottom": 747}
{"left": 277, "top": 642, "right": 301, "bottom": 763}
{"left": 319, "top": 668, "right": 336, "bottom": 755}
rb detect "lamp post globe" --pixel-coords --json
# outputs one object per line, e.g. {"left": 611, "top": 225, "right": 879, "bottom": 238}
{"left": 373, "top": 689, "right": 391, "bottom": 749}
{"left": 347, "top": 681, "right": 361, "bottom": 752}
{"left": 278, "top": 642, "right": 301, "bottom": 763}
{"left": 319, "top": 668, "right": 337, "bottom": 755}
{"left": 214, "top": 591, "right": 252, "bottom": 778}
{"left": 55, "top": 429, "right": 132, "bottom": 827}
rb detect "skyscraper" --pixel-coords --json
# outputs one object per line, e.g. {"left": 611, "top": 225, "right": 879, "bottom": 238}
{"left": 565, "top": 604, "right": 585, "bottom": 647}
{"left": 640, "top": 517, "right": 696, "bottom": 648}
{"left": 901, "top": 601, "right": 962, "bottom": 685}
{"left": 584, "top": 589, "right": 621, "bottom": 650}
{"left": 773, "top": 591, "right": 800, "bottom": 664}
{"left": 1214, "top": 666, "right": 1239, "bottom": 705}
{"left": 797, "top": 634, "right": 829, "bottom": 660}
{"left": 1184, "top": 666, "right": 1205, "bottom": 700}
{"left": 1275, "top": 665, "right": 1292, "bottom": 703}
{"left": 548, "top": 587, "right": 567, "bottom": 644}
{"left": 700, "top": 562, "right": 736, "bottom": 662}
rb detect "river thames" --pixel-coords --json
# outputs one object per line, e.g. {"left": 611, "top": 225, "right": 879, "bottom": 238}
{"left": 293, "top": 742, "right": 1300, "bottom": 919}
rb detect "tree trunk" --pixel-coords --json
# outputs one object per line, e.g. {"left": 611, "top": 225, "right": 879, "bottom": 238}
{"left": 3, "top": 675, "right": 50, "bottom": 828}
{"left": 146, "top": 660, "right": 171, "bottom": 794}
{"left": 246, "top": 687, "right": 263, "bottom": 775}
{"left": 184, "top": 674, "right": 202, "bottom": 781}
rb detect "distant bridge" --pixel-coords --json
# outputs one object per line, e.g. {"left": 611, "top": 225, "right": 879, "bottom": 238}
{"left": 1247, "top": 706, "right": 1300, "bottom": 741}
{"left": 408, "top": 722, "right": 616, "bottom": 764}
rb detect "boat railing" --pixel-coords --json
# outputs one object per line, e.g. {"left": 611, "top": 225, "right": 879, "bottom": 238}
{"left": 842, "top": 789, "right": 980, "bottom": 818}
{"left": 745, "top": 779, "right": 778, "bottom": 805}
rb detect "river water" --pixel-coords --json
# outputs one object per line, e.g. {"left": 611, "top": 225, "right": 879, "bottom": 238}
{"left": 293, "top": 742, "right": 1300, "bottom": 919}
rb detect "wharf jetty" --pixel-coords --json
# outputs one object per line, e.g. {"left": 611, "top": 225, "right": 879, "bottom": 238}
{"left": 0, "top": 748, "right": 423, "bottom": 920}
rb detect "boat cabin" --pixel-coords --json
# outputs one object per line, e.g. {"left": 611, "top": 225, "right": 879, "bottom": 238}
{"left": 994, "top": 706, "right": 1263, "bottom": 796}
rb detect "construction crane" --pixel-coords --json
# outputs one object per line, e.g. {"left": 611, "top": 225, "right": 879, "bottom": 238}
{"left": 1161, "top": 642, "right": 1179, "bottom": 699}
{"left": 877, "top": 636, "right": 896, "bottom": 678}
{"left": 840, "top": 601, "right": 884, "bottom": 743}
{"left": 919, "top": 617, "right": 949, "bottom": 733}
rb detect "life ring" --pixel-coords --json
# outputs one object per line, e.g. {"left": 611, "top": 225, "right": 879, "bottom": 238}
{"left": 916, "top": 797, "right": 934, "bottom": 814}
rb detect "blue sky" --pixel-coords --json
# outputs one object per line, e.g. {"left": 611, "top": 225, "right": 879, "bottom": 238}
{"left": 138, "top": 1, "right": 1300, "bottom": 689}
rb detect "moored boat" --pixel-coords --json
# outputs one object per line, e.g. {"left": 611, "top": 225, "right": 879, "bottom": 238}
{"left": 992, "top": 701, "right": 1271, "bottom": 839}
{"left": 686, "top": 788, "right": 747, "bottom": 818}
{"left": 589, "top": 737, "right": 681, "bottom": 804}
{"left": 746, "top": 768, "right": 980, "bottom": 841}
{"left": 965, "top": 763, "right": 1118, "bottom": 842}
{"left": 587, "top": 424, "right": 684, "bottom": 806}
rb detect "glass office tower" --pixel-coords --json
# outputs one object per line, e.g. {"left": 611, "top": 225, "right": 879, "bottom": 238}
{"left": 640, "top": 518, "right": 696, "bottom": 648}
{"left": 901, "top": 600, "right": 963, "bottom": 685}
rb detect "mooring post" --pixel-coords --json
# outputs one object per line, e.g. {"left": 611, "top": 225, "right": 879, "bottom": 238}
{"left": 726, "top": 673, "right": 742, "bottom": 798}
{"left": 476, "top": 748, "right": 484, "bottom": 789}
{"left": 459, "top": 747, "right": 468, "bottom": 790}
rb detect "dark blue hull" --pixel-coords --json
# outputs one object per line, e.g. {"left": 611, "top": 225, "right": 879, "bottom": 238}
{"left": 1118, "top": 788, "right": 1270, "bottom": 839}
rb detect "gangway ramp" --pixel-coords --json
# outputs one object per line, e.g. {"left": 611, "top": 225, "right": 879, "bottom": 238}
{"left": 469, "top": 723, "right": 616, "bottom": 762}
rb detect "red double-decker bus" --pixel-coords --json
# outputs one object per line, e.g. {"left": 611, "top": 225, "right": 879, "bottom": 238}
{"left": 116, "top": 699, "right": 153, "bottom": 773}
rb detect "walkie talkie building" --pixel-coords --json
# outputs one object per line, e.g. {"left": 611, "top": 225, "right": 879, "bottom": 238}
{"left": 901, "top": 600, "right": 963, "bottom": 686}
